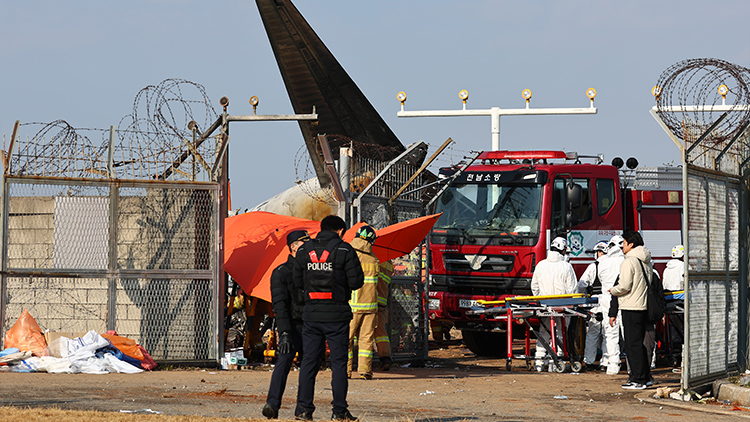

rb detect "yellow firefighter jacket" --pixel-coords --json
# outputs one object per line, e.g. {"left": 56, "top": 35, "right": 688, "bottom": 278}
{"left": 350, "top": 237, "right": 379, "bottom": 313}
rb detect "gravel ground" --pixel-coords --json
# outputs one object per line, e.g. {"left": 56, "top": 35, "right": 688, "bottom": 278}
{"left": 1, "top": 335, "right": 748, "bottom": 422}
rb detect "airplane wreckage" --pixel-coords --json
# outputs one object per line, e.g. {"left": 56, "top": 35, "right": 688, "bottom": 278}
{"left": 250, "top": 0, "right": 438, "bottom": 226}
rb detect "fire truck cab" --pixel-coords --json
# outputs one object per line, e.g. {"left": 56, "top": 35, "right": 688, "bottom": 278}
{"left": 427, "top": 150, "right": 682, "bottom": 355}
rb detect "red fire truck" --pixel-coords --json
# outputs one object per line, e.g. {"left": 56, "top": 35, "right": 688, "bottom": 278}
{"left": 426, "top": 150, "right": 683, "bottom": 355}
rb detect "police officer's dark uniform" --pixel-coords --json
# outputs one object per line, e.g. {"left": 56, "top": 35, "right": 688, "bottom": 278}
{"left": 293, "top": 219, "right": 364, "bottom": 421}
{"left": 263, "top": 230, "right": 309, "bottom": 419}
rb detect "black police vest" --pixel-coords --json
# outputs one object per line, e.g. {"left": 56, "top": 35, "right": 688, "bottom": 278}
{"left": 302, "top": 237, "right": 346, "bottom": 303}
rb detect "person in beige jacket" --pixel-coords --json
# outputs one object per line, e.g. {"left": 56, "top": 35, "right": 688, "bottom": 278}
{"left": 609, "top": 231, "right": 652, "bottom": 390}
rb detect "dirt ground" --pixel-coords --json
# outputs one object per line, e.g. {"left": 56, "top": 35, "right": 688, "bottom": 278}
{"left": 1, "top": 331, "right": 748, "bottom": 422}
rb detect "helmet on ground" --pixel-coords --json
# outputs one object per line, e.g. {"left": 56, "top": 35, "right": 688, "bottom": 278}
{"left": 608, "top": 235, "right": 624, "bottom": 250}
{"left": 356, "top": 225, "right": 377, "bottom": 244}
{"left": 593, "top": 241, "right": 609, "bottom": 254}
{"left": 672, "top": 244, "right": 685, "bottom": 259}
{"left": 550, "top": 237, "right": 567, "bottom": 253}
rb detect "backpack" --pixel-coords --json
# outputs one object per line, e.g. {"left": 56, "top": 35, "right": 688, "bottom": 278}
{"left": 638, "top": 260, "right": 666, "bottom": 323}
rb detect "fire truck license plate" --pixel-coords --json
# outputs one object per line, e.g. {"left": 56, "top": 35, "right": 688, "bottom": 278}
{"left": 459, "top": 299, "right": 479, "bottom": 308}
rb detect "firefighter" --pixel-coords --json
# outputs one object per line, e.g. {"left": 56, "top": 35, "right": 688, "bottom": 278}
{"left": 374, "top": 260, "right": 394, "bottom": 370}
{"left": 347, "top": 225, "right": 379, "bottom": 380}
{"left": 531, "top": 236, "right": 577, "bottom": 371}
{"left": 577, "top": 240, "right": 609, "bottom": 371}
{"left": 292, "top": 215, "right": 364, "bottom": 421}
{"left": 263, "top": 230, "right": 310, "bottom": 420}
{"left": 662, "top": 245, "right": 684, "bottom": 291}
{"left": 602, "top": 235, "right": 626, "bottom": 375}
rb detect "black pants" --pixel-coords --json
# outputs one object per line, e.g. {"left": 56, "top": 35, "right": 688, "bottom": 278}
{"left": 621, "top": 310, "right": 651, "bottom": 384}
{"left": 295, "top": 320, "right": 350, "bottom": 416}
{"left": 265, "top": 328, "right": 303, "bottom": 410}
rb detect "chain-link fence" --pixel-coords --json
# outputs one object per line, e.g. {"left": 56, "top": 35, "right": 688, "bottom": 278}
{"left": 684, "top": 168, "right": 743, "bottom": 388}
{"left": 0, "top": 176, "right": 221, "bottom": 363}
{"left": 350, "top": 147, "right": 430, "bottom": 361}
{"left": 682, "top": 131, "right": 749, "bottom": 389}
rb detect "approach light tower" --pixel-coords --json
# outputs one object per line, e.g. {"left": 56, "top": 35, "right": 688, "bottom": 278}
{"left": 396, "top": 88, "right": 598, "bottom": 151}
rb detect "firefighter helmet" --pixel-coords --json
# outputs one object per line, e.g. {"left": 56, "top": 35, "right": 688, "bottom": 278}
{"left": 672, "top": 244, "right": 685, "bottom": 259}
{"left": 356, "top": 225, "right": 377, "bottom": 244}
{"left": 608, "top": 235, "right": 624, "bottom": 250}
{"left": 550, "top": 237, "right": 567, "bottom": 253}
{"left": 593, "top": 241, "right": 608, "bottom": 254}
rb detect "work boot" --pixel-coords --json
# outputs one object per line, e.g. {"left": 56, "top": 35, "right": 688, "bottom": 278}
{"left": 331, "top": 409, "right": 358, "bottom": 421}
{"left": 262, "top": 404, "right": 278, "bottom": 419}
{"left": 380, "top": 357, "right": 392, "bottom": 371}
{"left": 295, "top": 411, "right": 314, "bottom": 421}
{"left": 360, "top": 373, "right": 372, "bottom": 380}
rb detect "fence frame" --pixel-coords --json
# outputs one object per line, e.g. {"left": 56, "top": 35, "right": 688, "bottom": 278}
{"left": 0, "top": 174, "right": 222, "bottom": 365}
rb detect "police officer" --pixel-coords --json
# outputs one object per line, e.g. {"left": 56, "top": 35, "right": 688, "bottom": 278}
{"left": 293, "top": 215, "right": 364, "bottom": 421}
{"left": 262, "top": 230, "right": 309, "bottom": 419}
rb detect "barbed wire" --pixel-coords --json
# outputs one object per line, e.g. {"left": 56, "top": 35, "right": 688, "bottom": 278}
{"left": 655, "top": 58, "right": 750, "bottom": 148}
{"left": 9, "top": 79, "right": 219, "bottom": 181}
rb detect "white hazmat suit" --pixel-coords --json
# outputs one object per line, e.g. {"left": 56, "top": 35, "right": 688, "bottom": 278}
{"left": 600, "top": 245, "right": 625, "bottom": 374}
{"left": 531, "top": 248, "right": 577, "bottom": 370}
{"left": 578, "top": 255, "right": 606, "bottom": 368}
{"left": 662, "top": 259, "right": 684, "bottom": 291}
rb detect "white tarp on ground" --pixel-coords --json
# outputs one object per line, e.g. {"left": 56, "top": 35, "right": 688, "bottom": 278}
{"left": 3, "top": 330, "right": 143, "bottom": 374}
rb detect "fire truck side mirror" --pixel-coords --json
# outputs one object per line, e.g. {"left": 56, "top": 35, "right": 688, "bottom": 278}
{"left": 566, "top": 183, "right": 583, "bottom": 209}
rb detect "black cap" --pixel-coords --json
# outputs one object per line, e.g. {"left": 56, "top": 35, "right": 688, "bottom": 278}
{"left": 286, "top": 230, "right": 309, "bottom": 246}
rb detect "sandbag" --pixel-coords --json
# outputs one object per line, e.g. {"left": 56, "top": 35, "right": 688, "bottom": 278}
{"left": 4, "top": 309, "right": 48, "bottom": 356}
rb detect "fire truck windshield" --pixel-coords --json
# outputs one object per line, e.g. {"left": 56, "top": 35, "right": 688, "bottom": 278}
{"left": 434, "top": 181, "right": 543, "bottom": 239}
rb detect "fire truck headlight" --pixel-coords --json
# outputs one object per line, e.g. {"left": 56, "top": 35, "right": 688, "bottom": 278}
{"left": 428, "top": 298, "right": 441, "bottom": 311}
{"left": 612, "top": 157, "right": 624, "bottom": 169}
{"left": 626, "top": 157, "right": 639, "bottom": 169}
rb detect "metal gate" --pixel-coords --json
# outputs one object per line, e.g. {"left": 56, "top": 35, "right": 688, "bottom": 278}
{"left": 649, "top": 58, "right": 750, "bottom": 389}
{"left": 683, "top": 165, "right": 745, "bottom": 388}
{"left": 350, "top": 150, "right": 430, "bottom": 361}
{"left": 0, "top": 111, "right": 224, "bottom": 364}
{"left": 0, "top": 176, "right": 221, "bottom": 361}
{"left": 0, "top": 176, "right": 221, "bottom": 363}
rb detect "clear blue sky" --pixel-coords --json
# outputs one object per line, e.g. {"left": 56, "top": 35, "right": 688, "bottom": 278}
{"left": 2, "top": 1, "right": 749, "bottom": 209}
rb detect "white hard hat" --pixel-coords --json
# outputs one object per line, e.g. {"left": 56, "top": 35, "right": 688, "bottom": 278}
{"left": 593, "top": 241, "right": 609, "bottom": 253}
{"left": 672, "top": 244, "right": 685, "bottom": 259}
{"left": 551, "top": 237, "right": 567, "bottom": 252}
{"left": 608, "top": 235, "right": 624, "bottom": 250}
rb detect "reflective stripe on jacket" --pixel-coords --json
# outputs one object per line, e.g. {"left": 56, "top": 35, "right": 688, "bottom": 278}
{"left": 350, "top": 237, "right": 379, "bottom": 313}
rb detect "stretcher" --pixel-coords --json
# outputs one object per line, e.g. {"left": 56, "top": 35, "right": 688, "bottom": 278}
{"left": 468, "top": 293, "right": 598, "bottom": 372}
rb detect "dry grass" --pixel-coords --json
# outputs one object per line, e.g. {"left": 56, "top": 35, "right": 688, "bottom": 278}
{"left": 0, "top": 406, "right": 291, "bottom": 422}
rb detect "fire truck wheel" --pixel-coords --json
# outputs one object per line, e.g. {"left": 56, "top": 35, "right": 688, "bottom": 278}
{"left": 461, "top": 330, "right": 507, "bottom": 357}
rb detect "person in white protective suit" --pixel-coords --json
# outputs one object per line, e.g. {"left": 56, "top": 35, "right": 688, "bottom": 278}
{"left": 662, "top": 245, "right": 685, "bottom": 291}
{"left": 601, "top": 235, "right": 626, "bottom": 375}
{"left": 577, "top": 241, "right": 609, "bottom": 371}
{"left": 531, "top": 237, "right": 577, "bottom": 371}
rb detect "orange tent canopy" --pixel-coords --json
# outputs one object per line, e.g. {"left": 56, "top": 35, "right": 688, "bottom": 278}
{"left": 224, "top": 212, "right": 441, "bottom": 302}
{"left": 224, "top": 211, "right": 320, "bottom": 302}
{"left": 343, "top": 213, "right": 441, "bottom": 263}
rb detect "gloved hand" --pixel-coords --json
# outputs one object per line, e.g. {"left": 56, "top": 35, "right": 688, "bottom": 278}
{"left": 586, "top": 285, "right": 593, "bottom": 296}
{"left": 278, "top": 331, "right": 292, "bottom": 355}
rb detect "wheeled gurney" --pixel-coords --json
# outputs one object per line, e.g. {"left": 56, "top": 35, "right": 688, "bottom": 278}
{"left": 468, "top": 294, "right": 598, "bottom": 372}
